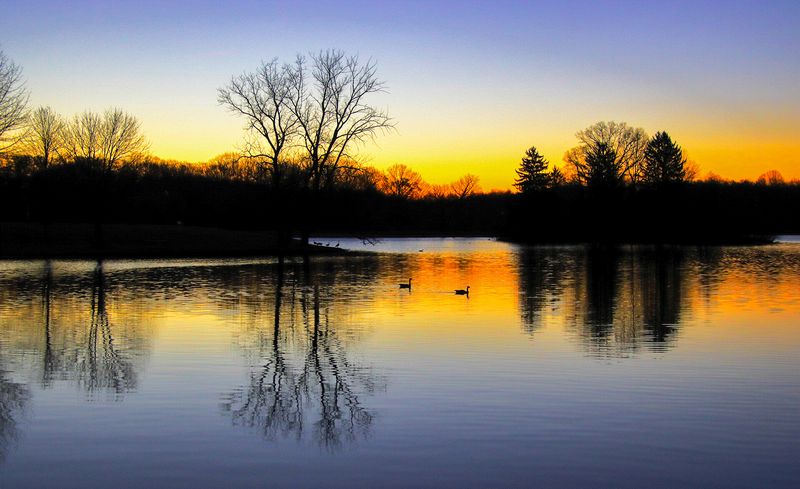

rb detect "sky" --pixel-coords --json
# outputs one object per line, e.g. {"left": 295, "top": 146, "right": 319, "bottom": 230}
{"left": 2, "top": 0, "right": 799, "bottom": 190}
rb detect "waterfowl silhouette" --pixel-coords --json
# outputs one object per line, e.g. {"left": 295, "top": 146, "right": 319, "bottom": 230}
{"left": 454, "top": 286, "right": 470, "bottom": 295}
{"left": 399, "top": 278, "right": 412, "bottom": 289}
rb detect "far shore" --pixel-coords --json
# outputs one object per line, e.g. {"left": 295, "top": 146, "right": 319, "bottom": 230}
{"left": 0, "top": 223, "right": 351, "bottom": 260}
{"left": 0, "top": 223, "right": 781, "bottom": 260}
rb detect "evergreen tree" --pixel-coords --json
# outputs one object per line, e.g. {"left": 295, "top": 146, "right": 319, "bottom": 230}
{"left": 643, "top": 131, "right": 686, "bottom": 184}
{"left": 549, "top": 166, "right": 566, "bottom": 186}
{"left": 583, "top": 142, "right": 620, "bottom": 188}
{"left": 514, "top": 146, "right": 550, "bottom": 193}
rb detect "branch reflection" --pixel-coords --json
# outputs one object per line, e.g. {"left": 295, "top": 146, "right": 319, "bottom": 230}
{"left": 222, "top": 258, "right": 382, "bottom": 450}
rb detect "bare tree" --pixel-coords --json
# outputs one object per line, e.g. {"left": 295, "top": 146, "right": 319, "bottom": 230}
{"left": 99, "top": 108, "right": 148, "bottom": 172}
{"left": 381, "top": 163, "right": 425, "bottom": 198}
{"left": 451, "top": 173, "right": 481, "bottom": 199}
{"left": 0, "top": 49, "right": 29, "bottom": 153}
{"left": 218, "top": 59, "right": 298, "bottom": 188}
{"left": 25, "top": 106, "right": 65, "bottom": 170}
{"left": 335, "top": 162, "right": 383, "bottom": 192}
{"left": 425, "top": 183, "right": 453, "bottom": 199}
{"left": 757, "top": 169, "right": 785, "bottom": 185}
{"left": 66, "top": 108, "right": 148, "bottom": 172}
{"left": 65, "top": 111, "right": 103, "bottom": 163}
{"left": 203, "top": 152, "right": 246, "bottom": 181}
{"left": 287, "top": 50, "right": 394, "bottom": 191}
{"left": 568, "top": 121, "right": 648, "bottom": 186}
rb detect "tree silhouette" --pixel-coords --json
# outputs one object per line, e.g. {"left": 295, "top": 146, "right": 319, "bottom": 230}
{"left": 25, "top": 106, "right": 65, "bottom": 170}
{"left": 581, "top": 142, "right": 620, "bottom": 188}
{"left": 425, "top": 183, "right": 452, "bottom": 199}
{"left": 218, "top": 59, "right": 298, "bottom": 189}
{"left": 514, "top": 146, "right": 550, "bottom": 193}
{"left": 549, "top": 166, "right": 566, "bottom": 187}
{"left": 757, "top": 170, "right": 784, "bottom": 185}
{"left": 286, "top": 50, "right": 394, "bottom": 192}
{"left": 451, "top": 174, "right": 481, "bottom": 199}
{"left": 382, "top": 164, "right": 425, "bottom": 198}
{"left": 567, "top": 121, "right": 648, "bottom": 185}
{"left": 643, "top": 131, "right": 686, "bottom": 184}
{"left": 63, "top": 109, "right": 149, "bottom": 246}
{"left": 65, "top": 108, "right": 148, "bottom": 174}
{"left": 0, "top": 48, "right": 28, "bottom": 153}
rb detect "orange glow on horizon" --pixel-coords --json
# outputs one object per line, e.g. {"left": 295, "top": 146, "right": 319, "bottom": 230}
{"left": 146, "top": 125, "right": 800, "bottom": 191}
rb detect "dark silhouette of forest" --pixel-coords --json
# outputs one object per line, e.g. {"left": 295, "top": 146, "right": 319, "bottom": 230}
{"left": 508, "top": 122, "right": 799, "bottom": 243}
{"left": 1, "top": 151, "right": 796, "bottom": 248}
{"left": 0, "top": 48, "right": 798, "bottom": 254}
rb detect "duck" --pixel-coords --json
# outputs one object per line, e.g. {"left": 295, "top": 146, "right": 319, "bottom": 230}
{"left": 454, "top": 286, "right": 470, "bottom": 295}
{"left": 399, "top": 278, "right": 412, "bottom": 289}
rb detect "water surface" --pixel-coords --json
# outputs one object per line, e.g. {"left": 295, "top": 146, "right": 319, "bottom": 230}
{"left": 0, "top": 239, "right": 798, "bottom": 488}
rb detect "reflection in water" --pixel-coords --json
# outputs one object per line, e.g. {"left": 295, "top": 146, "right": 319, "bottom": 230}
{"left": 0, "top": 367, "right": 28, "bottom": 463}
{"left": 581, "top": 246, "right": 620, "bottom": 340}
{"left": 36, "top": 261, "right": 143, "bottom": 397}
{"left": 78, "top": 262, "right": 138, "bottom": 395}
{"left": 0, "top": 241, "right": 797, "bottom": 487}
{"left": 222, "top": 259, "right": 381, "bottom": 449}
{"left": 639, "top": 248, "right": 685, "bottom": 343}
{"left": 518, "top": 246, "right": 689, "bottom": 354}
{"left": 516, "top": 247, "right": 570, "bottom": 335}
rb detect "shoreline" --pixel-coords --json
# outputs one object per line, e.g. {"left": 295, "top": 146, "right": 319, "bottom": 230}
{"left": 0, "top": 223, "right": 782, "bottom": 260}
{"left": 0, "top": 223, "right": 352, "bottom": 260}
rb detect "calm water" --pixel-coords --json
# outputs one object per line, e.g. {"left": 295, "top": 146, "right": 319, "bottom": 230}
{"left": 0, "top": 239, "right": 798, "bottom": 488}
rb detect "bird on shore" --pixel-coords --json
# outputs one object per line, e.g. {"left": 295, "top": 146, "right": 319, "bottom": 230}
{"left": 454, "top": 286, "right": 470, "bottom": 295}
{"left": 399, "top": 278, "right": 412, "bottom": 289}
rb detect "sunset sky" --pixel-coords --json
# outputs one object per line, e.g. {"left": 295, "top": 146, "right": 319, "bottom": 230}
{"left": 3, "top": 0, "right": 798, "bottom": 190}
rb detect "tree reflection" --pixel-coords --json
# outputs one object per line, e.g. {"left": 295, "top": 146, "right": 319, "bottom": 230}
{"left": 519, "top": 245, "right": 689, "bottom": 355}
{"left": 584, "top": 245, "right": 620, "bottom": 339}
{"left": 517, "top": 247, "right": 570, "bottom": 334}
{"left": 638, "top": 248, "right": 685, "bottom": 343}
{"left": 73, "top": 261, "right": 137, "bottom": 395}
{"left": 37, "top": 261, "right": 141, "bottom": 397}
{"left": 222, "top": 259, "right": 380, "bottom": 449}
{"left": 41, "top": 260, "right": 56, "bottom": 387}
{"left": 0, "top": 367, "right": 28, "bottom": 463}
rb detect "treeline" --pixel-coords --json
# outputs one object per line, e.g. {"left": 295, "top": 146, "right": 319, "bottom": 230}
{"left": 507, "top": 121, "right": 800, "bottom": 243}
{"left": 0, "top": 154, "right": 505, "bottom": 234}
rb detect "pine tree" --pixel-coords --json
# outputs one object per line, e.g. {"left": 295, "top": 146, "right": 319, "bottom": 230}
{"left": 549, "top": 166, "right": 566, "bottom": 186}
{"left": 583, "top": 142, "right": 620, "bottom": 188}
{"left": 643, "top": 131, "right": 686, "bottom": 184}
{"left": 514, "top": 146, "right": 550, "bottom": 193}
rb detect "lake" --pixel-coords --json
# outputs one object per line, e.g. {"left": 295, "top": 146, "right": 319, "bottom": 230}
{"left": 0, "top": 238, "right": 798, "bottom": 488}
